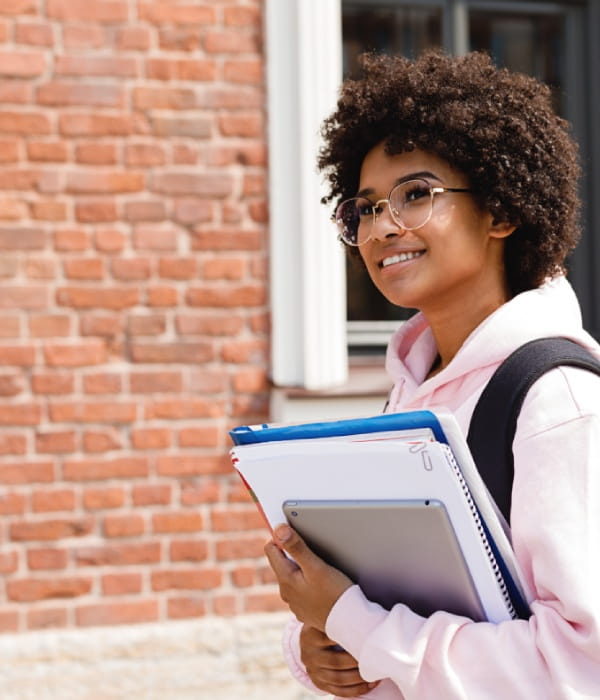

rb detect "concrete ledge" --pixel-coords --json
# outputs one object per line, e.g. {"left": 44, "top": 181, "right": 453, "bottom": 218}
{"left": 0, "top": 613, "right": 320, "bottom": 699}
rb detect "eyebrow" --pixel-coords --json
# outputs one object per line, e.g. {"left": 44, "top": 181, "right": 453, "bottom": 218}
{"left": 356, "top": 170, "right": 440, "bottom": 197}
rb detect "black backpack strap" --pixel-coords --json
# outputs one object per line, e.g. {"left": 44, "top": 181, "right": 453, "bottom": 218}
{"left": 467, "top": 337, "right": 600, "bottom": 524}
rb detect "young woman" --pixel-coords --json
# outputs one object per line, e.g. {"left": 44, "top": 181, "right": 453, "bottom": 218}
{"left": 264, "top": 51, "right": 600, "bottom": 698}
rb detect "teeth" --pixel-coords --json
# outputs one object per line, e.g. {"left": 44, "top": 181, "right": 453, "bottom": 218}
{"left": 381, "top": 251, "right": 424, "bottom": 267}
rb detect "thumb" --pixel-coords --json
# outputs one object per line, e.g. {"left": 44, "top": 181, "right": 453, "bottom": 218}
{"left": 274, "top": 524, "right": 322, "bottom": 570}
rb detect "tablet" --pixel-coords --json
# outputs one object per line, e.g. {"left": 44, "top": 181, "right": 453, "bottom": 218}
{"left": 282, "top": 498, "right": 485, "bottom": 620}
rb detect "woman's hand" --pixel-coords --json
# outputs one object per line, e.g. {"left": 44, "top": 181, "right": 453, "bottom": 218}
{"left": 300, "top": 625, "right": 380, "bottom": 697}
{"left": 264, "top": 523, "right": 353, "bottom": 631}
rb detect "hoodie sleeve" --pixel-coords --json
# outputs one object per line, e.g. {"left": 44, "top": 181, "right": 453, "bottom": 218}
{"left": 324, "top": 367, "right": 600, "bottom": 699}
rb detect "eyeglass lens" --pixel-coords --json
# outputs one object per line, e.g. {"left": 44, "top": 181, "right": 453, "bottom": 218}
{"left": 335, "top": 179, "right": 433, "bottom": 246}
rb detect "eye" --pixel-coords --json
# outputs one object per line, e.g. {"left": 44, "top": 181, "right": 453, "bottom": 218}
{"left": 401, "top": 182, "right": 431, "bottom": 205}
{"left": 355, "top": 199, "right": 375, "bottom": 218}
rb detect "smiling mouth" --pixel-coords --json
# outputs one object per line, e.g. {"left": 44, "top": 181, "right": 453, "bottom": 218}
{"left": 380, "top": 250, "right": 425, "bottom": 268}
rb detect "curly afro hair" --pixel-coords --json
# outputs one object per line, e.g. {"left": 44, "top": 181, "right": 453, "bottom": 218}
{"left": 318, "top": 50, "right": 581, "bottom": 296}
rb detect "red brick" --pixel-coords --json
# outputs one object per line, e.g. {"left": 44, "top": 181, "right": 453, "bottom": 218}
{"left": 35, "top": 432, "right": 77, "bottom": 455}
{"left": 215, "top": 535, "right": 266, "bottom": 561}
{"left": 37, "top": 82, "right": 124, "bottom": 108}
{"left": 102, "top": 573, "right": 142, "bottom": 595}
{"left": 10, "top": 517, "right": 92, "bottom": 541}
{"left": 226, "top": 5, "right": 260, "bottom": 25}
{"left": 191, "top": 230, "right": 263, "bottom": 251}
{"left": 223, "top": 59, "right": 263, "bottom": 85}
{"left": 27, "top": 548, "right": 68, "bottom": 570}
{"left": 8, "top": 576, "right": 92, "bottom": 602}
{"left": 152, "top": 172, "right": 232, "bottom": 197}
{"left": 167, "top": 597, "right": 206, "bottom": 619}
{"left": 83, "top": 373, "right": 121, "bottom": 395}
{"left": 30, "top": 199, "right": 66, "bottom": 221}
{"left": 151, "top": 116, "right": 211, "bottom": 139}
{"left": 47, "top": 0, "right": 129, "bottom": 23}
{"left": 0, "top": 226, "right": 45, "bottom": 249}
{"left": 54, "top": 229, "right": 90, "bottom": 252}
{"left": 0, "top": 433, "right": 27, "bottom": 455}
{"left": 169, "top": 540, "right": 208, "bottom": 563}
{"left": 152, "top": 569, "right": 221, "bottom": 591}
{"left": 123, "top": 200, "right": 166, "bottom": 223}
{"left": 0, "top": 50, "right": 45, "bottom": 77}
{"left": 59, "top": 113, "right": 134, "bottom": 137}
{"left": 232, "top": 566, "right": 256, "bottom": 588}
{"left": 130, "top": 425, "right": 173, "bottom": 450}
{"left": 145, "top": 58, "right": 216, "bottom": 82}
{"left": 232, "top": 368, "right": 269, "bottom": 392}
{"left": 1, "top": 114, "right": 51, "bottom": 137}
{"left": 66, "top": 171, "right": 144, "bottom": 194}
{"left": 156, "top": 455, "right": 229, "bottom": 477}
{"left": 244, "top": 592, "right": 288, "bottom": 614}
{"left": 0, "top": 403, "right": 42, "bottom": 426}
{"left": 75, "top": 543, "right": 160, "bottom": 567}
{"left": 0, "top": 374, "right": 24, "bottom": 397}
{"left": 157, "top": 257, "right": 198, "bottom": 280}
{"left": 0, "top": 140, "right": 20, "bottom": 162}
{"left": 104, "top": 514, "right": 144, "bottom": 538}
{"left": 44, "top": 340, "right": 107, "bottom": 367}
{"left": 55, "top": 54, "right": 137, "bottom": 78}
{"left": 29, "top": 314, "right": 70, "bottom": 338}
{"left": 203, "top": 258, "right": 245, "bottom": 281}
{"left": 152, "top": 511, "right": 203, "bottom": 534}
{"left": 172, "top": 144, "right": 199, "bottom": 164}
{"left": 147, "top": 286, "right": 179, "bottom": 307}
{"left": 176, "top": 315, "right": 243, "bottom": 337}
{"left": 138, "top": 3, "right": 216, "bottom": 25}
{"left": 76, "top": 200, "right": 118, "bottom": 223}
{"left": 178, "top": 426, "right": 220, "bottom": 448}
{"left": 0, "top": 81, "right": 31, "bottom": 103}
{"left": 158, "top": 28, "right": 201, "bottom": 52}
{"left": 76, "top": 601, "right": 158, "bottom": 627}
{"left": 49, "top": 400, "right": 136, "bottom": 424}
{"left": 75, "top": 143, "right": 118, "bottom": 165}
{"left": 94, "top": 229, "right": 126, "bottom": 253}
{"left": 126, "top": 314, "right": 166, "bottom": 336}
{"left": 82, "top": 430, "right": 122, "bottom": 453}
{"left": 0, "top": 198, "right": 27, "bottom": 219}
{"left": 125, "top": 143, "right": 166, "bottom": 167}
{"left": 27, "top": 608, "right": 68, "bottom": 630}
{"left": 0, "top": 551, "right": 19, "bottom": 574}
{"left": 57, "top": 287, "right": 140, "bottom": 310}
{"left": 129, "top": 371, "right": 182, "bottom": 393}
{"left": 0, "top": 612, "right": 19, "bottom": 632}
{"left": 0, "top": 287, "right": 47, "bottom": 311}
{"left": 31, "top": 372, "right": 74, "bottom": 395}
{"left": 0, "top": 492, "right": 26, "bottom": 515}
{"left": 131, "top": 483, "right": 171, "bottom": 506}
{"left": 146, "top": 398, "right": 224, "bottom": 420}
{"left": 213, "top": 595, "right": 237, "bottom": 616}
{"left": 173, "top": 197, "right": 215, "bottom": 224}
{"left": 115, "top": 26, "right": 151, "bottom": 51}
{"left": 110, "top": 258, "right": 152, "bottom": 281}
{"left": 0, "top": 1, "right": 38, "bottom": 16}
{"left": 63, "top": 24, "right": 105, "bottom": 49}
{"left": 132, "top": 225, "right": 177, "bottom": 251}
{"left": 63, "top": 456, "right": 148, "bottom": 481}
{"left": 130, "top": 342, "right": 213, "bottom": 364}
{"left": 192, "top": 285, "right": 267, "bottom": 309}
{"left": 83, "top": 486, "right": 125, "bottom": 510}
{"left": 181, "top": 479, "right": 221, "bottom": 506}
{"left": 211, "top": 507, "right": 264, "bottom": 532}
{"left": 0, "top": 345, "right": 36, "bottom": 366}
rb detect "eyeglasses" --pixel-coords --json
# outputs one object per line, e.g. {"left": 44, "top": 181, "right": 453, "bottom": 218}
{"left": 332, "top": 178, "right": 473, "bottom": 246}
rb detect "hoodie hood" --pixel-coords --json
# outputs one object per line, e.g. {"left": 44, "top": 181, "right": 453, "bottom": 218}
{"left": 385, "top": 276, "right": 600, "bottom": 416}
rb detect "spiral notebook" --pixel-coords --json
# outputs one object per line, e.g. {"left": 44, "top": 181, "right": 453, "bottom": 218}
{"left": 229, "top": 409, "right": 532, "bottom": 622}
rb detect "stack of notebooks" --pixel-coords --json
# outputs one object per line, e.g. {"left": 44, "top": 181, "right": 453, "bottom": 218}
{"left": 229, "top": 409, "right": 532, "bottom": 623}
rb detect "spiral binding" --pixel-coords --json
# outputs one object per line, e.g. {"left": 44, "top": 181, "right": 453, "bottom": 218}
{"left": 440, "top": 443, "right": 517, "bottom": 620}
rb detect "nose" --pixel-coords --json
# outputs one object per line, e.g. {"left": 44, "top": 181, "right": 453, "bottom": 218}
{"left": 370, "top": 199, "right": 405, "bottom": 241}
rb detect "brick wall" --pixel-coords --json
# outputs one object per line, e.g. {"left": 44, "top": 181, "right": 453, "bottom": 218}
{"left": 0, "top": 0, "right": 280, "bottom": 633}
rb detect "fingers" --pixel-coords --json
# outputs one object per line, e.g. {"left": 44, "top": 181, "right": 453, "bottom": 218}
{"left": 272, "top": 523, "right": 324, "bottom": 572}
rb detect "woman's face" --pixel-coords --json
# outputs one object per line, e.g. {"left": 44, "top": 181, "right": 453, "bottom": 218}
{"left": 356, "top": 143, "right": 513, "bottom": 318}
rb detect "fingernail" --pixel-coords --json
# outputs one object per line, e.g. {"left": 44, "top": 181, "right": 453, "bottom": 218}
{"left": 274, "top": 524, "right": 292, "bottom": 543}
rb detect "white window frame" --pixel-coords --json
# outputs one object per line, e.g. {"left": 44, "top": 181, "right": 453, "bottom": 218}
{"left": 265, "top": 0, "right": 348, "bottom": 391}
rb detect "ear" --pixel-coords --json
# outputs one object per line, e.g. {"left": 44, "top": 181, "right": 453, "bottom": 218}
{"left": 488, "top": 218, "right": 516, "bottom": 240}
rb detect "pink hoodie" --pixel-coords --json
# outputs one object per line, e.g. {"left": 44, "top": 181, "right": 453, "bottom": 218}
{"left": 283, "top": 277, "right": 600, "bottom": 698}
